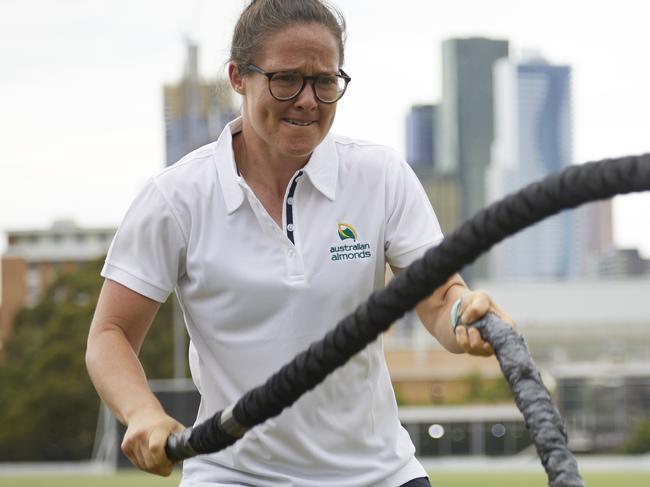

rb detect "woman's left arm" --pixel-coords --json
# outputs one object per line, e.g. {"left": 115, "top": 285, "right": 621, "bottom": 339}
{"left": 390, "top": 268, "right": 515, "bottom": 356}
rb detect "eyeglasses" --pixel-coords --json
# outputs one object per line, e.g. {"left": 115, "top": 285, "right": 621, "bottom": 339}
{"left": 246, "top": 64, "right": 351, "bottom": 104}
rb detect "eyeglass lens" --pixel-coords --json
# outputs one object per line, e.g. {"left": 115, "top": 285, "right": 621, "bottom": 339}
{"left": 270, "top": 72, "right": 346, "bottom": 102}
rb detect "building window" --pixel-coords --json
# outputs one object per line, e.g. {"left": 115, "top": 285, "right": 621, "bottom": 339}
{"left": 26, "top": 264, "right": 42, "bottom": 307}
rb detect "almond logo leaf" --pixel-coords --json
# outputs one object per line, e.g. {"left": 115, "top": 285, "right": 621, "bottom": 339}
{"left": 338, "top": 223, "right": 358, "bottom": 241}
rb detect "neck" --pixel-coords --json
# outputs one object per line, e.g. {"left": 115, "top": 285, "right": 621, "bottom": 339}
{"left": 233, "top": 129, "right": 309, "bottom": 198}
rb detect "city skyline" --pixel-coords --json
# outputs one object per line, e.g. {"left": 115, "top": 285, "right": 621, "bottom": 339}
{"left": 1, "top": 0, "right": 649, "bottom": 256}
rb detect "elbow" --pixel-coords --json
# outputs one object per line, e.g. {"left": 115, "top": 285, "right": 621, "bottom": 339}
{"left": 85, "top": 319, "right": 109, "bottom": 377}
{"left": 85, "top": 332, "right": 99, "bottom": 376}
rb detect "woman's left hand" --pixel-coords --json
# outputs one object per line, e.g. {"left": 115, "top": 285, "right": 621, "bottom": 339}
{"left": 453, "top": 290, "right": 515, "bottom": 357}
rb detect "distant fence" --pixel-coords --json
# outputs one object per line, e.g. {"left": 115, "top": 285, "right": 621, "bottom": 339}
{"left": 399, "top": 405, "right": 531, "bottom": 457}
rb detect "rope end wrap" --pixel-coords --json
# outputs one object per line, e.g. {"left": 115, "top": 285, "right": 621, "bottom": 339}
{"left": 450, "top": 297, "right": 462, "bottom": 332}
{"left": 170, "top": 405, "right": 247, "bottom": 458}
{"left": 220, "top": 403, "right": 250, "bottom": 438}
{"left": 165, "top": 427, "right": 197, "bottom": 462}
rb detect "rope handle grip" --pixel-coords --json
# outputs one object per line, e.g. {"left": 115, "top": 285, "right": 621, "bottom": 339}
{"left": 165, "top": 404, "right": 250, "bottom": 462}
{"left": 165, "top": 427, "right": 196, "bottom": 462}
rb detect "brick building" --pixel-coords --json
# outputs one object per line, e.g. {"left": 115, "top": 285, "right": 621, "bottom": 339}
{"left": 0, "top": 220, "right": 115, "bottom": 348}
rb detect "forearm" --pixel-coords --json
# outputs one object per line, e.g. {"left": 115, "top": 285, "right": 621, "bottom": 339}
{"left": 86, "top": 325, "right": 164, "bottom": 425}
{"left": 415, "top": 276, "right": 468, "bottom": 353}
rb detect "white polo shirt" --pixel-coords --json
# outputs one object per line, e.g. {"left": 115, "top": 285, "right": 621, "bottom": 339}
{"left": 102, "top": 118, "right": 443, "bottom": 487}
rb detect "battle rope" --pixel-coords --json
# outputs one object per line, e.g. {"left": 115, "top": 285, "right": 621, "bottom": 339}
{"left": 166, "top": 153, "right": 650, "bottom": 487}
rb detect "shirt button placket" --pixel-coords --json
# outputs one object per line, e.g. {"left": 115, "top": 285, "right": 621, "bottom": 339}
{"left": 284, "top": 171, "right": 305, "bottom": 281}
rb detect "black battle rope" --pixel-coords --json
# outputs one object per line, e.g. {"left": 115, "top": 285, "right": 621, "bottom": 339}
{"left": 166, "top": 153, "right": 650, "bottom": 486}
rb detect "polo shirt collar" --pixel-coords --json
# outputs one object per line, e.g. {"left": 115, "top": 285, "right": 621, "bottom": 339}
{"left": 213, "top": 117, "right": 339, "bottom": 214}
{"left": 214, "top": 118, "right": 245, "bottom": 215}
{"left": 301, "top": 132, "right": 338, "bottom": 201}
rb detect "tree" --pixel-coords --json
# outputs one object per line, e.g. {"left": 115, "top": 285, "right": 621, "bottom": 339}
{"left": 0, "top": 258, "right": 178, "bottom": 461}
{"left": 621, "top": 419, "right": 650, "bottom": 454}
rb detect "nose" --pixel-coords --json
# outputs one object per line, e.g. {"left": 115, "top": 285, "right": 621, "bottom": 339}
{"left": 293, "top": 79, "right": 318, "bottom": 111}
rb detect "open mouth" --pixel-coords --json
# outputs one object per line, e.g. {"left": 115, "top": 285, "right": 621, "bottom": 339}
{"left": 283, "top": 118, "right": 315, "bottom": 127}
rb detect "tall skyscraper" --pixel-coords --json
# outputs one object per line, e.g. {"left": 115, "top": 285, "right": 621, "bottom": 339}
{"left": 487, "top": 54, "right": 575, "bottom": 279}
{"left": 405, "top": 104, "right": 437, "bottom": 169}
{"left": 164, "top": 41, "right": 238, "bottom": 166}
{"left": 438, "top": 37, "right": 509, "bottom": 280}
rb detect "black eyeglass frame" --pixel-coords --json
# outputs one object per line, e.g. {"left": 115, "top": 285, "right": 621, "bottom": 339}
{"left": 245, "top": 64, "right": 351, "bottom": 104}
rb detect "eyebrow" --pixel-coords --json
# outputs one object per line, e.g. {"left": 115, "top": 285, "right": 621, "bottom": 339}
{"left": 268, "top": 67, "right": 339, "bottom": 76}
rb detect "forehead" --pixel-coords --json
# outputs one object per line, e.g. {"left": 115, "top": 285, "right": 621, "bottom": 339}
{"left": 255, "top": 23, "right": 340, "bottom": 72}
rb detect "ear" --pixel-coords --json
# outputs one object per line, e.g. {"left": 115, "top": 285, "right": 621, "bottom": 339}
{"left": 228, "top": 62, "right": 246, "bottom": 95}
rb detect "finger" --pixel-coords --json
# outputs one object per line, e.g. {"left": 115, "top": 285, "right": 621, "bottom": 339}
{"left": 126, "top": 442, "right": 148, "bottom": 472}
{"left": 482, "top": 341, "right": 494, "bottom": 355}
{"left": 456, "top": 325, "right": 491, "bottom": 356}
{"left": 459, "top": 292, "right": 491, "bottom": 325}
{"left": 467, "top": 327, "right": 493, "bottom": 356}
{"left": 141, "top": 443, "right": 160, "bottom": 474}
{"left": 467, "top": 326, "right": 485, "bottom": 350}
{"left": 489, "top": 302, "right": 516, "bottom": 328}
{"left": 149, "top": 428, "right": 175, "bottom": 476}
{"left": 121, "top": 437, "right": 138, "bottom": 469}
{"left": 455, "top": 326, "right": 471, "bottom": 353}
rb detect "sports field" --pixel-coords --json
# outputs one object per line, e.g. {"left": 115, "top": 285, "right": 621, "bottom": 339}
{"left": 2, "top": 471, "right": 650, "bottom": 487}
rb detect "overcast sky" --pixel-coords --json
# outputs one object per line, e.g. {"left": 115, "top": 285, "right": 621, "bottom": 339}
{"left": 1, "top": 0, "right": 649, "bottom": 255}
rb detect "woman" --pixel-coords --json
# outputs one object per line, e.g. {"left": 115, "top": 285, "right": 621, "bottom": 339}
{"left": 86, "top": 1, "right": 513, "bottom": 486}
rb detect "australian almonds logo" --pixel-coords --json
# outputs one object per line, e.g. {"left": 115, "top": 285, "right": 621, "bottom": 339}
{"left": 338, "top": 222, "right": 358, "bottom": 241}
{"left": 330, "top": 222, "right": 372, "bottom": 261}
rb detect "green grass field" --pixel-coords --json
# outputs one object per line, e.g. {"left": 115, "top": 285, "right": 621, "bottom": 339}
{"left": 1, "top": 471, "right": 650, "bottom": 487}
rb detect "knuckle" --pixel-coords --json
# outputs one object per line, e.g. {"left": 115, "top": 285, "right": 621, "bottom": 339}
{"left": 149, "top": 442, "right": 162, "bottom": 455}
{"left": 120, "top": 440, "right": 133, "bottom": 456}
{"left": 475, "top": 289, "right": 489, "bottom": 300}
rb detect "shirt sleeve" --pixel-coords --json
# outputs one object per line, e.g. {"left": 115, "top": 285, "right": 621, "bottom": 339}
{"left": 101, "top": 179, "right": 187, "bottom": 303}
{"left": 384, "top": 159, "right": 444, "bottom": 269}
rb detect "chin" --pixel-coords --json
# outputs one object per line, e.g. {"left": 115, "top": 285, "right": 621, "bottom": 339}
{"left": 283, "top": 145, "right": 316, "bottom": 160}
{"left": 281, "top": 137, "right": 323, "bottom": 159}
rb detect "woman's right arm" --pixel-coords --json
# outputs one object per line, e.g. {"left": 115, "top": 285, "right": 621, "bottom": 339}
{"left": 86, "top": 279, "right": 184, "bottom": 476}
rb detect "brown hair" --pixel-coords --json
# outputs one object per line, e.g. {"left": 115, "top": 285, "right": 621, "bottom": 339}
{"left": 230, "top": 0, "right": 347, "bottom": 74}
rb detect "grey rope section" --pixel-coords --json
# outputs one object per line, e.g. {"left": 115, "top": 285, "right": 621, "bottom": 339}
{"left": 474, "top": 314, "right": 583, "bottom": 487}
{"left": 166, "top": 153, "right": 650, "bottom": 487}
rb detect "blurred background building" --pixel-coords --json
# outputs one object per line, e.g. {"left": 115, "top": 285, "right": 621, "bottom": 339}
{"left": 437, "top": 37, "right": 510, "bottom": 281}
{"left": 406, "top": 104, "right": 437, "bottom": 169}
{"left": 164, "top": 41, "right": 238, "bottom": 166}
{"left": 0, "top": 220, "right": 114, "bottom": 347}
{"left": 487, "top": 53, "right": 576, "bottom": 279}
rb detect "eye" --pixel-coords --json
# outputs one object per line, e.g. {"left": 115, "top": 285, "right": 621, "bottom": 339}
{"left": 273, "top": 72, "right": 301, "bottom": 84}
{"left": 316, "top": 75, "right": 337, "bottom": 86}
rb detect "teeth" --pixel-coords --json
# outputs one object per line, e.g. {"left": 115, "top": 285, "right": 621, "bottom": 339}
{"left": 285, "top": 119, "right": 312, "bottom": 126}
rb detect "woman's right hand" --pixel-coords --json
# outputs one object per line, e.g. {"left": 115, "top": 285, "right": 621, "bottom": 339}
{"left": 121, "top": 407, "right": 186, "bottom": 476}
